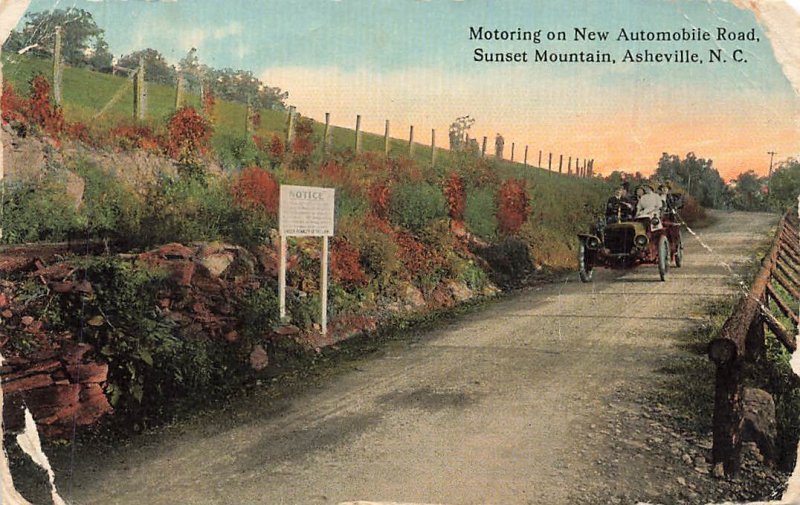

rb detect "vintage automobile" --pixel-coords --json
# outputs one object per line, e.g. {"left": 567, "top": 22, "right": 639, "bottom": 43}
{"left": 577, "top": 210, "right": 683, "bottom": 282}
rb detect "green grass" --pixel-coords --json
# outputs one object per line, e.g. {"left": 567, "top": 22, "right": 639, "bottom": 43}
{"left": 2, "top": 53, "right": 605, "bottom": 188}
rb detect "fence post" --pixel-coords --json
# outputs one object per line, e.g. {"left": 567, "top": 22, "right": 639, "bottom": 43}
{"left": 52, "top": 26, "right": 63, "bottom": 106}
{"left": 175, "top": 72, "right": 185, "bottom": 110}
{"left": 583, "top": 159, "right": 587, "bottom": 177}
{"left": 524, "top": 146, "right": 528, "bottom": 167}
{"left": 548, "top": 152, "right": 552, "bottom": 172}
{"left": 576, "top": 158, "right": 580, "bottom": 176}
{"left": 511, "top": 143, "right": 515, "bottom": 163}
{"left": 355, "top": 114, "right": 362, "bottom": 153}
{"left": 481, "top": 136, "right": 487, "bottom": 158}
{"left": 431, "top": 129, "right": 436, "bottom": 167}
{"left": 538, "top": 150, "right": 542, "bottom": 168}
{"left": 133, "top": 57, "right": 146, "bottom": 121}
{"left": 384, "top": 119, "right": 390, "bottom": 156}
{"left": 712, "top": 358, "right": 744, "bottom": 476}
{"left": 245, "top": 98, "right": 252, "bottom": 137}
{"left": 286, "top": 106, "right": 296, "bottom": 147}
{"left": 408, "top": 125, "right": 415, "bottom": 157}
{"left": 559, "top": 154, "right": 563, "bottom": 174}
{"left": 568, "top": 156, "right": 572, "bottom": 175}
{"left": 323, "top": 112, "right": 331, "bottom": 155}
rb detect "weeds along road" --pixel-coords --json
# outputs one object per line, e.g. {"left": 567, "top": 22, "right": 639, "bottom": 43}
{"left": 60, "top": 211, "right": 778, "bottom": 505}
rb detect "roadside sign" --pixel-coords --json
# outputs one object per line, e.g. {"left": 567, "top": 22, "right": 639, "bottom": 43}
{"left": 278, "top": 185, "right": 336, "bottom": 335}
{"left": 279, "top": 185, "right": 335, "bottom": 237}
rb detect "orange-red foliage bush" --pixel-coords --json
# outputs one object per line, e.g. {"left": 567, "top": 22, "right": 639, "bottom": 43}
{"left": 443, "top": 172, "right": 466, "bottom": 220}
{"left": 368, "top": 181, "right": 391, "bottom": 220}
{"left": 394, "top": 230, "right": 436, "bottom": 276}
{"left": 496, "top": 178, "right": 531, "bottom": 235}
{"left": 166, "top": 106, "right": 213, "bottom": 164}
{"left": 65, "top": 122, "right": 93, "bottom": 144}
{"left": 2, "top": 77, "right": 65, "bottom": 138}
{"left": 269, "top": 134, "right": 285, "bottom": 159}
{"left": 231, "top": 166, "right": 280, "bottom": 217}
{"left": 1, "top": 82, "right": 27, "bottom": 126}
{"left": 331, "top": 238, "right": 368, "bottom": 288}
{"left": 109, "top": 124, "right": 161, "bottom": 151}
{"left": 291, "top": 117, "right": 315, "bottom": 157}
{"left": 27, "top": 75, "right": 64, "bottom": 137}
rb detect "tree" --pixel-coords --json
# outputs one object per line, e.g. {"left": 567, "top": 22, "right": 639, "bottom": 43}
{"left": 3, "top": 8, "right": 109, "bottom": 69}
{"left": 118, "top": 49, "right": 177, "bottom": 85}
{"left": 87, "top": 38, "right": 113, "bottom": 74}
{"left": 448, "top": 115, "right": 475, "bottom": 151}
{"left": 730, "top": 170, "right": 766, "bottom": 211}
{"left": 656, "top": 152, "right": 727, "bottom": 208}
{"left": 767, "top": 159, "right": 800, "bottom": 212}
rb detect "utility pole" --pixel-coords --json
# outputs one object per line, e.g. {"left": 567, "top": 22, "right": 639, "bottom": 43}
{"left": 767, "top": 150, "right": 777, "bottom": 194}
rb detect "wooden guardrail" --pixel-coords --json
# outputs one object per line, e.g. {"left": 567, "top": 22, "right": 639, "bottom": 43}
{"left": 708, "top": 211, "right": 799, "bottom": 476}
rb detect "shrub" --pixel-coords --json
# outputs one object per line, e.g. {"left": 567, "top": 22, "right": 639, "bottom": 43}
{"left": 496, "top": 178, "right": 531, "bottom": 235}
{"left": 443, "top": 172, "right": 467, "bottom": 220}
{"left": 241, "top": 284, "right": 281, "bottom": 339}
{"left": 465, "top": 187, "right": 497, "bottom": 241}
{"left": 108, "top": 124, "right": 162, "bottom": 151}
{"left": 2, "top": 75, "right": 65, "bottom": 138}
{"left": 137, "top": 175, "right": 234, "bottom": 247}
{"left": 26, "top": 74, "right": 64, "bottom": 138}
{"left": 214, "top": 134, "right": 266, "bottom": 171}
{"left": 368, "top": 181, "right": 391, "bottom": 220}
{"left": 231, "top": 166, "right": 280, "bottom": 217}
{"left": 338, "top": 214, "right": 400, "bottom": 282}
{"left": 52, "top": 258, "right": 239, "bottom": 418}
{"left": 287, "top": 117, "right": 316, "bottom": 170}
{"left": 73, "top": 161, "right": 142, "bottom": 244}
{"left": 1, "top": 176, "right": 82, "bottom": 243}
{"left": 1, "top": 82, "right": 27, "bottom": 132}
{"left": 388, "top": 181, "right": 448, "bottom": 233}
{"left": 331, "top": 238, "right": 369, "bottom": 288}
{"left": 165, "top": 106, "right": 213, "bottom": 167}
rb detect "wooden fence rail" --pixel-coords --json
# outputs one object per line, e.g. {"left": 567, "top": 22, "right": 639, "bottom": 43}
{"left": 707, "top": 212, "right": 799, "bottom": 476}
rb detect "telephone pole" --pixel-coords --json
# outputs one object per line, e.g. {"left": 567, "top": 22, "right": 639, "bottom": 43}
{"left": 767, "top": 150, "right": 777, "bottom": 194}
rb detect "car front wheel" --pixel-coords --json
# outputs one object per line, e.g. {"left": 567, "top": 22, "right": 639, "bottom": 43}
{"left": 579, "top": 241, "right": 594, "bottom": 283}
{"left": 658, "top": 235, "right": 669, "bottom": 281}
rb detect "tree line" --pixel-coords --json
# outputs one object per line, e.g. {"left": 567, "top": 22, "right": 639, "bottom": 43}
{"left": 604, "top": 152, "right": 798, "bottom": 213}
{"left": 2, "top": 8, "right": 288, "bottom": 111}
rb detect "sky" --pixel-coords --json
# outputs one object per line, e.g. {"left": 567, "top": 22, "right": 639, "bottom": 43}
{"left": 10, "top": 0, "right": 800, "bottom": 179}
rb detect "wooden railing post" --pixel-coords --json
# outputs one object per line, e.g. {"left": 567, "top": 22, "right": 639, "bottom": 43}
{"left": 712, "top": 357, "right": 744, "bottom": 476}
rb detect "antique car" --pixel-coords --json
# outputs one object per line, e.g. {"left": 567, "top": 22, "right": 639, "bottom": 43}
{"left": 577, "top": 211, "right": 683, "bottom": 282}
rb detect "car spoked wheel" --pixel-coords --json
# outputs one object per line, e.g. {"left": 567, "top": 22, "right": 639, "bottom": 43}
{"left": 658, "top": 235, "right": 669, "bottom": 281}
{"left": 675, "top": 230, "right": 683, "bottom": 268}
{"left": 578, "top": 241, "right": 593, "bottom": 283}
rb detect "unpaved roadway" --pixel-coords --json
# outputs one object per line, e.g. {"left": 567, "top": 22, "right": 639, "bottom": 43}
{"left": 56, "top": 211, "right": 779, "bottom": 505}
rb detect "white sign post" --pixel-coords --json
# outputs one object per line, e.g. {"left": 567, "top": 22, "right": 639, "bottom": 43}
{"left": 279, "top": 185, "right": 336, "bottom": 335}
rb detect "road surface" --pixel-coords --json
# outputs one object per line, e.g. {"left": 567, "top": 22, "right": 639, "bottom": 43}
{"left": 56, "top": 211, "right": 778, "bottom": 505}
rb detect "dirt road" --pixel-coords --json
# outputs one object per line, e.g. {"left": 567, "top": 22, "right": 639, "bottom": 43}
{"left": 56, "top": 211, "right": 779, "bottom": 505}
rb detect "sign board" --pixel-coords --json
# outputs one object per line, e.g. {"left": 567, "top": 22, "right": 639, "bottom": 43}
{"left": 279, "top": 185, "right": 336, "bottom": 237}
{"left": 278, "top": 185, "right": 336, "bottom": 335}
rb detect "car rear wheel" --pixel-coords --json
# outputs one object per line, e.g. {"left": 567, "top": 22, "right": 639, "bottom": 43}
{"left": 658, "top": 235, "right": 669, "bottom": 281}
{"left": 675, "top": 230, "right": 683, "bottom": 268}
{"left": 578, "top": 241, "right": 593, "bottom": 283}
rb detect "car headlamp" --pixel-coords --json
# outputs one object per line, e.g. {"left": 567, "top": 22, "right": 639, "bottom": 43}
{"left": 634, "top": 235, "right": 648, "bottom": 247}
